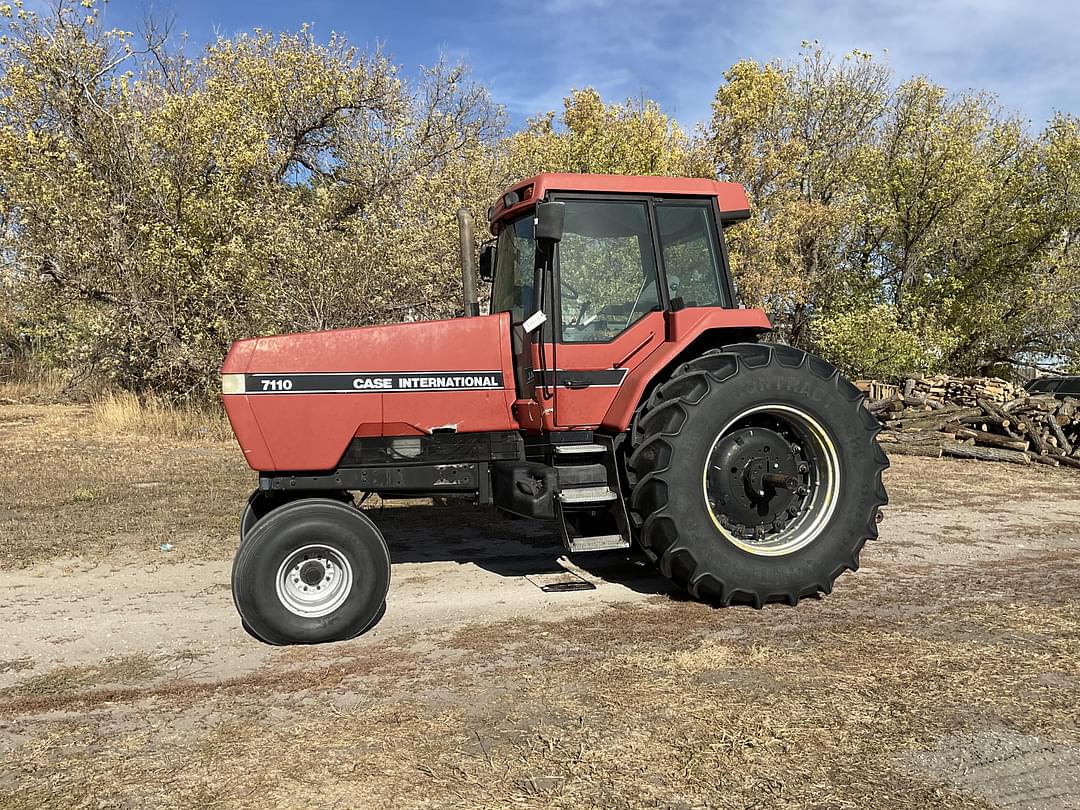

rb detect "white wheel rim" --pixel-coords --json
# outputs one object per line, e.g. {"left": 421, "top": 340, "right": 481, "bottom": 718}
{"left": 702, "top": 403, "right": 841, "bottom": 557}
{"left": 275, "top": 544, "right": 354, "bottom": 618}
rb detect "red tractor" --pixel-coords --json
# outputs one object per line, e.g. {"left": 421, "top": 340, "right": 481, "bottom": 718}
{"left": 222, "top": 173, "right": 888, "bottom": 644}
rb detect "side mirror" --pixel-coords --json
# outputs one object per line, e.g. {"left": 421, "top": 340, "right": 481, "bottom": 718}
{"left": 478, "top": 243, "right": 495, "bottom": 282}
{"left": 534, "top": 201, "right": 565, "bottom": 244}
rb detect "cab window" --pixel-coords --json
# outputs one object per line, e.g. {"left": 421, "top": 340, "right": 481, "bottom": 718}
{"left": 655, "top": 202, "right": 728, "bottom": 308}
{"left": 558, "top": 200, "right": 660, "bottom": 343}
{"left": 491, "top": 214, "right": 535, "bottom": 323}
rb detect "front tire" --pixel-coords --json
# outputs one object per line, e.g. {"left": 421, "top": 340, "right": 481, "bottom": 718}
{"left": 240, "top": 490, "right": 354, "bottom": 544}
{"left": 232, "top": 498, "right": 390, "bottom": 644}
{"left": 629, "top": 343, "right": 888, "bottom": 607}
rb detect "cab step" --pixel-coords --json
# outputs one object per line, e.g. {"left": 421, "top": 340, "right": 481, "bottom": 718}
{"left": 553, "top": 443, "right": 607, "bottom": 455}
{"left": 565, "top": 533, "right": 631, "bottom": 553}
{"left": 558, "top": 486, "right": 618, "bottom": 504}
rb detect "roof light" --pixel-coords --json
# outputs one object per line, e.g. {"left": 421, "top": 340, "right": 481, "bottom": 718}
{"left": 503, "top": 190, "right": 520, "bottom": 208}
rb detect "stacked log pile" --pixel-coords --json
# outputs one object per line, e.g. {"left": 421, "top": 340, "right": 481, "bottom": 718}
{"left": 860, "top": 376, "right": 1080, "bottom": 470}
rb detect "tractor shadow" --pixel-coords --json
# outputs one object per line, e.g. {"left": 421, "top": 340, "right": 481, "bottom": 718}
{"left": 369, "top": 502, "right": 681, "bottom": 598}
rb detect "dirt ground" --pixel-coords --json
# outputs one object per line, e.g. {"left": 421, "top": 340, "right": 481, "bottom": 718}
{"left": 1, "top": 403, "right": 1079, "bottom": 809}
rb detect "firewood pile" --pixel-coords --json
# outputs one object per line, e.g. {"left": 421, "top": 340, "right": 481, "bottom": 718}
{"left": 859, "top": 376, "right": 1080, "bottom": 470}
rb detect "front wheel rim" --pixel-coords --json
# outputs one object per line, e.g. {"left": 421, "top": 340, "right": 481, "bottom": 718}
{"left": 702, "top": 404, "right": 840, "bottom": 557}
{"left": 275, "top": 544, "right": 354, "bottom": 618}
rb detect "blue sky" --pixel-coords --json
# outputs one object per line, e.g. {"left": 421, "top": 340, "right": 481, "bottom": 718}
{"left": 99, "top": 0, "right": 1078, "bottom": 130}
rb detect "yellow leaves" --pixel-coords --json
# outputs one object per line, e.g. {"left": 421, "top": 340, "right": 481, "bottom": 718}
{"left": 0, "top": 11, "right": 505, "bottom": 395}
{"left": 507, "top": 87, "right": 708, "bottom": 180}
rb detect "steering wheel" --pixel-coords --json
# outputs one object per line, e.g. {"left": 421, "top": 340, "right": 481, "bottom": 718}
{"left": 571, "top": 299, "right": 592, "bottom": 327}
{"left": 561, "top": 277, "right": 592, "bottom": 328}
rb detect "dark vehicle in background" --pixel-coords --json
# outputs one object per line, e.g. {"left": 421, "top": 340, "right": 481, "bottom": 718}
{"left": 1026, "top": 376, "right": 1080, "bottom": 396}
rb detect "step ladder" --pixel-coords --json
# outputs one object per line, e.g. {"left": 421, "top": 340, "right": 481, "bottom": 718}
{"left": 550, "top": 437, "right": 632, "bottom": 553}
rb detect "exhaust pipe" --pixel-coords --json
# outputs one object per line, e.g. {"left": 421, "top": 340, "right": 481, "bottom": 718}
{"left": 457, "top": 207, "right": 480, "bottom": 317}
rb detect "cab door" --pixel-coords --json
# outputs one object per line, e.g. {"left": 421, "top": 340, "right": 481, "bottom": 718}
{"left": 549, "top": 197, "right": 666, "bottom": 428}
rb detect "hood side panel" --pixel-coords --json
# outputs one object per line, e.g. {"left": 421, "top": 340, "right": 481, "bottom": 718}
{"left": 223, "top": 313, "right": 518, "bottom": 472}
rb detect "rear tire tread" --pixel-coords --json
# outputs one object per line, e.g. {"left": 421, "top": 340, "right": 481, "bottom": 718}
{"left": 628, "top": 343, "right": 889, "bottom": 608}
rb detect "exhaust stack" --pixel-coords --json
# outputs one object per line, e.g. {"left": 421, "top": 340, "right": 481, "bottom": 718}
{"left": 457, "top": 207, "right": 480, "bottom": 317}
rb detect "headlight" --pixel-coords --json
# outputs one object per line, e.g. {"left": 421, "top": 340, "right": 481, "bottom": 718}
{"left": 221, "top": 373, "right": 245, "bottom": 395}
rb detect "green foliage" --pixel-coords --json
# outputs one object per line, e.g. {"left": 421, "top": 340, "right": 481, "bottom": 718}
{"left": 815, "top": 304, "right": 958, "bottom": 380}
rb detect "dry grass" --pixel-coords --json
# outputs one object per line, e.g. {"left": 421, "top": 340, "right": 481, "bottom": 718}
{"left": 0, "top": 367, "right": 68, "bottom": 403}
{"left": 0, "top": 659, "right": 32, "bottom": 675}
{"left": 0, "top": 360, "right": 231, "bottom": 441}
{"left": 90, "top": 390, "right": 232, "bottom": 442}
{"left": 0, "top": 654, "right": 163, "bottom": 699}
{"left": 0, "top": 403, "right": 251, "bottom": 566}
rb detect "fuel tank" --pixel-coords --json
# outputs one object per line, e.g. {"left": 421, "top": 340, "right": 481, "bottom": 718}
{"left": 221, "top": 313, "right": 518, "bottom": 472}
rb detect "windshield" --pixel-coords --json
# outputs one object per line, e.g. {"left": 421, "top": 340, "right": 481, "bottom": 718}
{"left": 491, "top": 214, "right": 535, "bottom": 323}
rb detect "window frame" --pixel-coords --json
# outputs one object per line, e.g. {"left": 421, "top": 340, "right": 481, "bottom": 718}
{"left": 546, "top": 191, "right": 736, "bottom": 345}
{"left": 490, "top": 211, "right": 537, "bottom": 323}
{"left": 1058, "top": 377, "right": 1080, "bottom": 395}
{"left": 653, "top": 197, "right": 734, "bottom": 311}
{"left": 549, "top": 194, "right": 664, "bottom": 345}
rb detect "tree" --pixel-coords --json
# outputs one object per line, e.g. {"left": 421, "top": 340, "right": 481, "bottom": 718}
{"left": 705, "top": 45, "right": 890, "bottom": 348}
{"left": 506, "top": 88, "right": 710, "bottom": 179}
{"left": 705, "top": 44, "right": 1080, "bottom": 377}
{"left": 0, "top": 1, "right": 506, "bottom": 397}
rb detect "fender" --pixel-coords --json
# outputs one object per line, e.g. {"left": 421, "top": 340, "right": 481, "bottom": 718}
{"left": 599, "top": 307, "right": 772, "bottom": 432}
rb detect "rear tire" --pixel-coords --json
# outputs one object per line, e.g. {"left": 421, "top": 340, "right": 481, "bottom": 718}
{"left": 232, "top": 498, "right": 390, "bottom": 644}
{"left": 629, "top": 343, "right": 888, "bottom": 607}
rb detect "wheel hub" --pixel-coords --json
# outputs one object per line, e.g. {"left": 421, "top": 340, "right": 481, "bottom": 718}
{"left": 703, "top": 405, "right": 838, "bottom": 557}
{"left": 299, "top": 560, "right": 326, "bottom": 586}
{"left": 275, "top": 545, "right": 354, "bottom": 618}
{"left": 706, "top": 427, "right": 804, "bottom": 533}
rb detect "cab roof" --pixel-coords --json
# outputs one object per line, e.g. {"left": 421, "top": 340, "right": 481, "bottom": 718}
{"left": 489, "top": 172, "right": 751, "bottom": 229}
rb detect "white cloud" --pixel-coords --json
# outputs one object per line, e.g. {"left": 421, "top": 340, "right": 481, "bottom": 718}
{"left": 477, "top": 0, "right": 1080, "bottom": 128}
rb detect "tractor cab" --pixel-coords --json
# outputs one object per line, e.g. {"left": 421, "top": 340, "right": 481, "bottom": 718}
{"left": 467, "top": 174, "right": 764, "bottom": 552}
{"left": 478, "top": 173, "right": 754, "bottom": 433}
